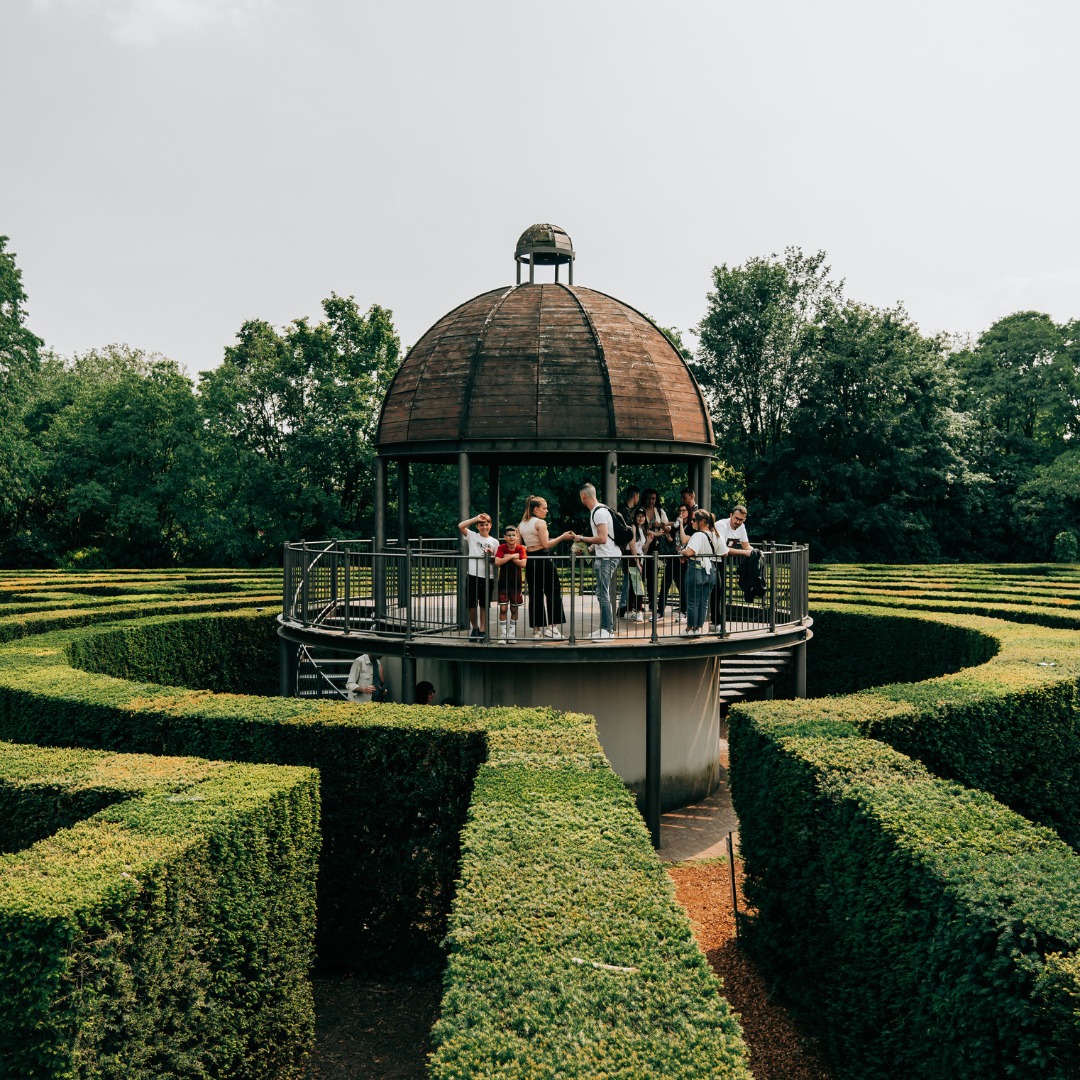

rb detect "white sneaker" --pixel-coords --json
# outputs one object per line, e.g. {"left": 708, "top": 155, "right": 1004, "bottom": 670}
{"left": 508, "top": 622, "right": 517, "bottom": 641}
{"left": 680, "top": 628, "right": 696, "bottom": 637}
{"left": 674, "top": 612, "right": 684, "bottom": 622}
{"left": 633, "top": 611, "right": 644, "bottom": 622}
{"left": 590, "top": 628, "right": 613, "bottom": 641}
{"left": 499, "top": 622, "right": 509, "bottom": 643}
{"left": 533, "top": 629, "right": 544, "bottom": 639}
{"left": 543, "top": 627, "right": 563, "bottom": 639}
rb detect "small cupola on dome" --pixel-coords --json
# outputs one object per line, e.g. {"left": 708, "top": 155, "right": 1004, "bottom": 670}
{"left": 515, "top": 223, "right": 575, "bottom": 284}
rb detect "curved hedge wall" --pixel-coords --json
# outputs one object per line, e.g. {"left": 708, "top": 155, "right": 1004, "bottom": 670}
{"left": 0, "top": 571, "right": 754, "bottom": 1078}
{"left": 731, "top": 566, "right": 1080, "bottom": 1080}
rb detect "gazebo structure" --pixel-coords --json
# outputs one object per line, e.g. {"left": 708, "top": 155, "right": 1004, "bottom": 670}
{"left": 279, "top": 225, "right": 811, "bottom": 843}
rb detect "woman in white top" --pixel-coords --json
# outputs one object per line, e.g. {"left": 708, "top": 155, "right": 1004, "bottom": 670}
{"left": 681, "top": 510, "right": 723, "bottom": 636}
{"left": 640, "top": 488, "right": 671, "bottom": 616}
{"left": 518, "top": 495, "right": 574, "bottom": 639}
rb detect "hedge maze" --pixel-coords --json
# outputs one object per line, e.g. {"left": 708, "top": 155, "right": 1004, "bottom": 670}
{"left": 4, "top": 564, "right": 1080, "bottom": 1078}
{"left": 731, "top": 562, "right": 1080, "bottom": 1079}
{"left": 0, "top": 570, "right": 752, "bottom": 1078}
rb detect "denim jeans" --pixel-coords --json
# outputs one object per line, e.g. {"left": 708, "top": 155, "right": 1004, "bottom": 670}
{"left": 686, "top": 564, "right": 714, "bottom": 629}
{"left": 595, "top": 556, "right": 617, "bottom": 632}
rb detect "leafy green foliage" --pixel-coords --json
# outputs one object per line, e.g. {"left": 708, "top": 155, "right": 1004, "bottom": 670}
{"left": 0, "top": 741, "right": 319, "bottom": 1078}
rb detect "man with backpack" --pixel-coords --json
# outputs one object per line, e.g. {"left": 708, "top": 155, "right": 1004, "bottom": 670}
{"left": 574, "top": 482, "right": 627, "bottom": 640}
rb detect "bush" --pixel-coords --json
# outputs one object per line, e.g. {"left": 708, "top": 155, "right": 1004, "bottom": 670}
{"left": 0, "top": 740, "right": 319, "bottom": 1078}
{"left": 1054, "top": 531, "right": 1079, "bottom": 563}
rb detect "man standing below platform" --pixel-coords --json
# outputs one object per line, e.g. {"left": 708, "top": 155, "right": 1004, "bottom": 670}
{"left": 575, "top": 483, "right": 620, "bottom": 641}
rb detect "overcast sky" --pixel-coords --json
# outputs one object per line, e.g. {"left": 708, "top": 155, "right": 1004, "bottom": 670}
{"left": 5, "top": 0, "right": 1079, "bottom": 376}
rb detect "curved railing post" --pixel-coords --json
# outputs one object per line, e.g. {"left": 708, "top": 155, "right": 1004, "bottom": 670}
{"left": 405, "top": 542, "right": 413, "bottom": 641}
{"left": 650, "top": 547, "right": 659, "bottom": 644}
{"left": 568, "top": 551, "right": 577, "bottom": 645}
{"left": 343, "top": 543, "right": 351, "bottom": 634}
{"left": 768, "top": 548, "right": 777, "bottom": 633}
{"left": 301, "top": 540, "right": 310, "bottom": 628}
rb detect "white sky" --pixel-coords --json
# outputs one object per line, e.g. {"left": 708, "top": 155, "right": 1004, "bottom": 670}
{"left": 5, "top": 0, "right": 1080, "bottom": 375}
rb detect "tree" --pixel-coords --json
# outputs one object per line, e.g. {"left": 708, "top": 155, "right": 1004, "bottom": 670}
{"left": 0, "top": 236, "right": 45, "bottom": 565}
{"left": 35, "top": 346, "right": 206, "bottom": 567}
{"left": 197, "top": 295, "right": 401, "bottom": 563}
{"left": 694, "top": 247, "right": 844, "bottom": 463}
{"left": 754, "top": 302, "right": 964, "bottom": 561}
{"left": 956, "top": 311, "right": 1080, "bottom": 471}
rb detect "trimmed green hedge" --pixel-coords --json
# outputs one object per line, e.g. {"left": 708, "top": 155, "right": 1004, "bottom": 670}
{"left": 0, "top": 578, "right": 755, "bottom": 1077}
{"left": 0, "top": 740, "right": 319, "bottom": 1078}
{"left": 730, "top": 714, "right": 1080, "bottom": 1078}
{"left": 0, "top": 611, "right": 486, "bottom": 973}
{"left": 730, "top": 601, "right": 1080, "bottom": 1079}
{"left": 431, "top": 714, "right": 752, "bottom": 1078}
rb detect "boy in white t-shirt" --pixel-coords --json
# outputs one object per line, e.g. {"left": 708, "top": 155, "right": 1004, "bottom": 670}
{"left": 716, "top": 505, "right": 752, "bottom": 556}
{"left": 458, "top": 512, "right": 499, "bottom": 639}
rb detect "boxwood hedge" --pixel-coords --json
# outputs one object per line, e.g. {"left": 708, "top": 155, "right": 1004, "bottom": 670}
{"left": 0, "top": 583, "right": 754, "bottom": 1077}
{"left": 0, "top": 739, "right": 319, "bottom": 1078}
{"left": 731, "top": 600, "right": 1080, "bottom": 1079}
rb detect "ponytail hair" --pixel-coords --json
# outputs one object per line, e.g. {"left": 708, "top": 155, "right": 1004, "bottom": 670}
{"left": 522, "top": 495, "right": 544, "bottom": 521}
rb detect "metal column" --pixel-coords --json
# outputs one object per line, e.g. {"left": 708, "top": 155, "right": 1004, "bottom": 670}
{"left": 793, "top": 640, "right": 807, "bottom": 698}
{"left": 458, "top": 451, "right": 471, "bottom": 630}
{"left": 373, "top": 456, "right": 387, "bottom": 626}
{"left": 278, "top": 634, "right": 297, "bottom": 698}
{"left": 646, "top": 660, "right": 662, "bottom": 848}
{"left": 397, "top": 461, "right": 409, "bottom": 544}
{"left": 603, "top": 451, "right": 618, "bottom": 509}
{"left": 488, "top": 463, "right": 500, "bottom": 532}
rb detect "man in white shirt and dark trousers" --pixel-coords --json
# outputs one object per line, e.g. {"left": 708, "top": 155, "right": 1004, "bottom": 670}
{"left": 575, "top": 483, "right": 620, "bottom": 640}
{"left": 712, "top": 505, "right": 752, "bottom": 629}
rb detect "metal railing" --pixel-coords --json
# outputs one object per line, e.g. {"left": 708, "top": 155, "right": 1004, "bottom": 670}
{"left": 283, "top": 538, "right": 809, "bottom": 645}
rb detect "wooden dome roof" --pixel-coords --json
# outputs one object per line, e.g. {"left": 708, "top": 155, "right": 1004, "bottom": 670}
{"left": 376, "top": 283, "right": 715, "bottom": 463}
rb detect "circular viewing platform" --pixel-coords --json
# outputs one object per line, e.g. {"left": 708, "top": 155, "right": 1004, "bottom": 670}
{"left": 278, "top": 538, "right": 811, "bottom": 663}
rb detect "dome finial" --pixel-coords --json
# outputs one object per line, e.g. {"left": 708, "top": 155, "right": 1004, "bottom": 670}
{"left": 514, "top": 224, "right": 575, "bottom": 285}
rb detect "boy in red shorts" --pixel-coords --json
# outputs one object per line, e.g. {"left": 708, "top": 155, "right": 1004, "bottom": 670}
{"left": 495, "top": 524, "right": 528, "bottom": 643}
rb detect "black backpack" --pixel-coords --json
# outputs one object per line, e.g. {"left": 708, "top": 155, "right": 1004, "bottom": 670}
{"left": 594, "top": 504, "right": 634, "bottom": 551}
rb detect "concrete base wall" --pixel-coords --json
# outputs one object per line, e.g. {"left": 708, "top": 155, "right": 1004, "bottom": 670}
{"left": 381, "top": 655, "right": 721, "bottom": 813}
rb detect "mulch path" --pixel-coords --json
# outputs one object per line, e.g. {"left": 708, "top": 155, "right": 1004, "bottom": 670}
{"left": 668, "top": 859, "right": 832, "bottom": 1080}
{"left": 307, "top": 867, "right": 830, "bottom": 1079}
{"left": 307, "top": 975, "right": 441, "bottom": 1079}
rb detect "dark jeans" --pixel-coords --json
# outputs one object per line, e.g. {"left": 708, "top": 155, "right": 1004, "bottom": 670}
{"left": 645, "top": 553, "right": 669, "bottom": 614}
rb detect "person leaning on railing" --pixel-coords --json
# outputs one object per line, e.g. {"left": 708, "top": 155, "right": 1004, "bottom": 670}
{"left": 518, "top": 496, "right": 574, "bottom": 640}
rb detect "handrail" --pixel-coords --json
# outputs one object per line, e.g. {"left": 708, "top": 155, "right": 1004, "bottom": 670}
{"left": 282, "top": 539, "right": 810, "bottom": 646}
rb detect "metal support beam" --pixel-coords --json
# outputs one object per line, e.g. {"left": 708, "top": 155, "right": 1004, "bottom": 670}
{"left": 699, "top": 458, "right": 712, "bottom": 513}
{"left": 402, "top": 653, "right": 416, "bottom": 705}
{"left": 793, "top": 640, "right": 807, "bottom": 698}
{"left": 397, "top": 461, "right": 409, "bottom": 544}
{"left": 603, "top": 451, "right": 618, "bottom": 510}
{"left": 458, "top": 451, "right": 471, "bottom": 630}
{"left": 373, "top": 456, "right": 387, "bottom": 625}
{"left": 488, "top": 463, "right": 500, "bottom": 533}
{"left": 646, "top": 660, "right": 662, "bottom": 848}
{"left": 278, "top": 635, "right": 297, "bottom": 698}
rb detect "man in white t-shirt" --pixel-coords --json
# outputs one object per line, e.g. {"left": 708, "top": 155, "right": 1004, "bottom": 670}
{"left": 575, "top": 483, "right": 620, "bottom": 640}
{"left": 710, "top": 504, "right": 753, "bottom": 630}
{"left": 458, "top": 512, "right": 499, "bottom": 638}
{"left": 716, "top": 505, "right": 752, "bottom": 557}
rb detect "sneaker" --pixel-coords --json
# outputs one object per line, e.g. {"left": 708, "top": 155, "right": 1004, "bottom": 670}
{"left": 533, "top": 629, "right": 544, "bottom": 640}
{"left": 680, "top": 628, "right": 696, "bottom": 637}
{"left": 709, "top": 624, "right": 719, "bottom": 634}
{"left": 469, "top": 627, "right": 483, "bottom": 640}
{"left": 674, "top": 612, "right": 685, "bottom": 622}
{"left": 590, "top": 628, "right": 613, "bottom": 641}
{"left": 633, "top": 611, "right": 645, "bottom": 622}
{"left": 508, "top": 623, "right": 517, "bottom": 642}
{"left": 543, "top": 627, "right": 563, "bottom": 639}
